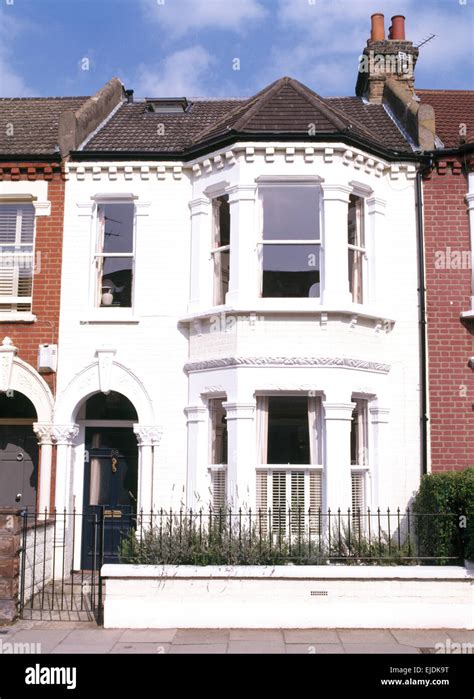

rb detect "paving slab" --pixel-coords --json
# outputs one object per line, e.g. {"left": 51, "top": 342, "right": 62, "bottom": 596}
{"left": 173, "top": 629, "right": 230, "bottom": 644}
{"left": 229, "top": 629, "right": 284, "bottom": 641}
{"left": 110, "top": 642, "right": 171, "bottom": 654}
{"left": 390, "top": 630, "right": 456, "bottom": 647}
{"left": 57, "top": 629, "right": 124, "bottom": 645}
{"left": 227, "top": 641, "right": 286, "bottom": 654}
{"left": 53, "top": 645, "right": 111, "bottom": 654}
{"left": 284, "top": 629, "right": 340, "bottom": 644}
{"left": 337, "top": 629, "right": 396, "bottom": 644}
{"left": 286, "top": 644, "right": 344, "bottom": 654}
{"left": 441, "top": 630, "right": 474, "bottom": 644}
{"left": 118, "top": 629, "right": 177, "bottom": 643}
{"left": 343, "top": 643, "right": 419, "bottom": 654}
{"left": 169, "top": 644, "right": 227, "bottom": 654}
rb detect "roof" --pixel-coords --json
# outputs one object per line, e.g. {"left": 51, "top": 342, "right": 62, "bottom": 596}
{"left": 83, "top": 76, "right": 413, "bottom": 157}
{"left": 417, "top": 89, "right": 474, "bottom": 149}
{"left": 0, "top": 97, "right": 89, "bottom": 156}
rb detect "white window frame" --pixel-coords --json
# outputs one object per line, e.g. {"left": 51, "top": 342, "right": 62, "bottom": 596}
{"left": 210, "top": 196, "right": 230, "bottom": 306}
{"left": 208, "top": 396, "right": 228, "bottom": 511}
{"left": 0, "top": 203, "right": 36, "bottom": 315}
{"left": 92, "top": 197, "right": 137, "bottom": 310}
{"left": 348, "top": 193, "right": 368, "bottom": 304}
{"left": 256, "top": 179, "right": 323, "bottom": 299}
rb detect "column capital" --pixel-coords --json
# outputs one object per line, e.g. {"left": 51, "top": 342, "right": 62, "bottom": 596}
{"left": 189, "top": 197, "right": 211, "bottom": 215}
{"left": 222, "top": 401, "right": 256, "bottom": 420}
{"left": 51, "top": 424, "right": 79, "bottom": 445}
{"left": 369, "top": 407, "right": 390, "bottom": 423}
{"left": 133, "top": 425, "right": 163, "bottom": 446}
{"left": 184, "top": 405, "right": 207, "bottom": 423}
{"left": 320, "top": 183, "right": 352, "bottom": 202}
{"left": 366, "top": 196, "right": 387, "bottom": 215}
{"left": 323, "top": 402, "right": 356, "bottom": 421}
{"left": 225, "top": 184, "right": 257, "bottom": 203}
{"left": 465, "top": 191, "right": 474, "bottom": 211}
{"left": 33, "top": 422, "right": 55, "bottom": 445}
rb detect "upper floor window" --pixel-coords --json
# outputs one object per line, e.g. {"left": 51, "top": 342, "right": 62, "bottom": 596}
{"left": 95, "top": 203, "right": 134, "bottom": 308}
{"left": 0, "top": 204, "right": 35, "bottom": 313}
{"left": 348, "top": 195, "right": 366, "bottom": 304}
{"left": 259, "top": 185, "right": 321, "bottom": 298}
{"left": 211, "top": 195, "right": 230, "bottom": 306}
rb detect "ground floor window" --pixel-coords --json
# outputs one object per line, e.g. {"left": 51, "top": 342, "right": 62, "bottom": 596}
{"left": 209, "top": 397, "right": 228, "bottom": 510}
{"left": 256, "top": 469, "right": 322, "bottom": 534}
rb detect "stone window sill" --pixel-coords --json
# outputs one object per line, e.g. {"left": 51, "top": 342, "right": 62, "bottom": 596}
{"left": 0, "top": 313, "right": 37, "bottom": 323}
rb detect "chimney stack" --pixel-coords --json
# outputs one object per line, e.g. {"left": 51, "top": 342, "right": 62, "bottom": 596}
{"left": 356, "top": 12, "right": 419, "bottom": 103}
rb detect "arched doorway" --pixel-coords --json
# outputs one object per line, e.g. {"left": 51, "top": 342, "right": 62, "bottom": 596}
{"left": 0, "top": 392, "right": 38, "bottom": 508}
{"left": 79, "top": 391, "right": 138, "bottom": 568}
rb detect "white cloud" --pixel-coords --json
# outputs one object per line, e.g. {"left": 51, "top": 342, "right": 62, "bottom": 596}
{"left": 141, "top": 0, "right": 266, "bottom": 37}
{"left": 0, "top": 10, "right": 35, "bottom": 96}
{"left": 135, "top": 45, "right": 214, "bottom": 97}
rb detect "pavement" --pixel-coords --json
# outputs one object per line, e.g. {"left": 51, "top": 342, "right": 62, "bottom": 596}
{"left": 1, "top": 622, "right": 472, "bottom": 654}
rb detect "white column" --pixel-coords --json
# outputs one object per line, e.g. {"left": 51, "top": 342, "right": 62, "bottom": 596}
{"left": 223, "top": 401, "right": 256, "bottom": 510}
{"left": 188, "top": 197, "right": 212, "bottom": 313}
{"left": 184, "top": 405, "right": 207, "bottom": 510}
{"left": 52, "top": 424, "right": 79, "bottom": 512}
{"left": 51, "top": 424, "right": 79, "bottom": 577}
{"left": 466, "top": 184, "right": 474, "bottom": 309}
{"left": 150, "top": 428, "right": 163, "bottom": 512}
{"left": 134, "top": 426, "right": 161, "bottom": 514}
{"left": 323, "top": 401, "right": 355, "bottom": 511}
{"left": 369, "top": 406, "right": 391, "bottom": 507}
{"left": 33, "top": 423, "right": 54, "bottom": 515}
{"left": 321, "top": 184, "right": 353, "bottom": 306}
{"left": 226, "top": 184, "right": 257, "bottom": 305}
{"left": 366, "top": 196, "right": 387, "bottom": 305}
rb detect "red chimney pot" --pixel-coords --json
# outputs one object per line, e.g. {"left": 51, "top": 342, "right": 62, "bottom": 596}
{"left": 391, "top": 15, "right": 406, "bottom": 40}
{"left": 370, "top": 13, "right": 385, "bottom": 41}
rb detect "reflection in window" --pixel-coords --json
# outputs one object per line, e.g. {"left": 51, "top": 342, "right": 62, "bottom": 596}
{"left": 260, "top": 186, "right": 321, "bottom": 298}
{"left": 95, "top": 203, "right": 134, "bottom": 307}
{"left": 348, "top": 195, "right": 366, "bottom": 304}
{"left": 211, "top": 195, "right": 230, "bottom": 305}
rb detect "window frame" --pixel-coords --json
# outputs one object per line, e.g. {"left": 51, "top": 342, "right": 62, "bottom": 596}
{"left": 257, "top": 181, "right": 323, "bottom": 299}
{"left": 208, "top": 396, "right": 228, "bottom": 511}
{"left": 210, "top": 195, "right": 230, "bottom": 306}
{"left": 0, "top": 203, "right": 36, "bottom": 314}
{"left": 92, "top": 199, "right": 137, "bottom": 310}
{"left": 348, "top": 194, "right": 368, "bottom": 304}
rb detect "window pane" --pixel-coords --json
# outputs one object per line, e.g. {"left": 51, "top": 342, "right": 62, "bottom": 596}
{"left": 351, "top": 400, "right": 368, "bottom": 466}
{"left": 213, "top": 249, "right": 229, "bottom": 305}
{"left": 267, "top": 397, "right": 310, "bottom": 464}
{"left": 349, "top": 249, "right": 363, "bottom": 304}
{"left": 99, "top": 257, "right": 133, "bottom": 307}
{"left": 210, "top": 398, "right": 227, "bottom": 464}
{"left": 261, "top": 186, "right": 320, "bottom": 241}
{"left": 0, "top": 205, "right": 34, "bottom": 250}
{"left": 98, "top": 203, "right": 134, "bottom": 254}
{"left": 216, "top": 195, "right": 230, "bottom": 247}
{"left": 262, "top": 244, "right": 320, "bottom": 297}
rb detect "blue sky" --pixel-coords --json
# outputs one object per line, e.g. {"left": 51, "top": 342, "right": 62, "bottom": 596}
{"left": 0, "top": 0, "right": 472, "bottom": 99}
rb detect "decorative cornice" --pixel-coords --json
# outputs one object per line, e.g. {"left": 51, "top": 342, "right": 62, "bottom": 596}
{"left": 185, "top": 356, "right": 391, "bottom": 374}
{"left": 184, "top": 405, "right": 207, "bottom": 423}
{"left": 323, "top": 402, "right": 357, "bottom": 421}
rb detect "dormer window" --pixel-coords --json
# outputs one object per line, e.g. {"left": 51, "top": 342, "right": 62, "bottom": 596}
{"left": 145, "top": 98, "right": 190, "bottom": 114}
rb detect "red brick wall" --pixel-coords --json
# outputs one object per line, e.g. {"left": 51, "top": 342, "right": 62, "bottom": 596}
{"left": 423, "top": 159, "right": 474, "bottom": 471}
{"left": 0, "top": 163, "right": 65, "bottom": 396}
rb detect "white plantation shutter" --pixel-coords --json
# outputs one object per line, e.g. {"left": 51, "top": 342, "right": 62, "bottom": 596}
{"left": 272, "top": 471, "right": 286, "bottom": 533}
{"left": 211, "top": 469, "right": 227, "bottom": 512}
{"left": 291, "top": 471, "right": 305, "bottom": 534}
{"left": 256, "top": 471, "right": 268, "bottom": 513}
{"left": 0, "top": 205, "right": 35, "bottom": 312}
{"left": 351, "top": 471, "right": 366, "bottom": 537}
{"left": 309, "top": 471, "right": 323, "bottom": 535}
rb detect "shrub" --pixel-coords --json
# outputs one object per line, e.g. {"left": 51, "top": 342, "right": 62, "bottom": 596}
{"left": 412, "top": 468, "right": 474, "bottom": 563}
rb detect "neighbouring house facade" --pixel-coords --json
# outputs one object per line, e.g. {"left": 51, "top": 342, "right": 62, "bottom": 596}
{"left": 0, "top": 81, "right": 124, "bottom": 512}
{"left": 54, "top": 62, "right": 424, "bottom": 558}
{"left": 417, "top": 91, "right": 474, "bottom": 472}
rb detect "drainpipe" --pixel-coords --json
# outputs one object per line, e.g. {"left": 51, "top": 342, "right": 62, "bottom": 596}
{"left": 415, "top": 157, "right": 433, "bottom": 476}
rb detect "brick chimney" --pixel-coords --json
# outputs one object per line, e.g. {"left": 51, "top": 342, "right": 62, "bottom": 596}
{"left": 356, "top": 13, "right": 419, "bottom": 104}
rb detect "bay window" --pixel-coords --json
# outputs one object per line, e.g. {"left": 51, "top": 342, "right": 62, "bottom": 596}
{"left": 348, "top": 194, "right": 366, "bottom": 304}
{"left": 0, "top": 204, "right": 35, "bottom": 313}
{"left": 256, "top": 395, "right": 323, "bottom": 533}
{"left": 259, "top": 185, "right": 321, "bottom": 298}
{"left": 211, "top": 195, "right": 230, "bottom": 306}
{"left": 95, "top": 202, "right": 134, "bottom": 308}
{"left": 209, "top": 397, "right": 227, "bottom": 510}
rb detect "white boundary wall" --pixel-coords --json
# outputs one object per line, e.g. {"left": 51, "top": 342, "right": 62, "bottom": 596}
{"left": 102, "top": 564, "right": 474, "bottom": 629}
